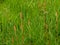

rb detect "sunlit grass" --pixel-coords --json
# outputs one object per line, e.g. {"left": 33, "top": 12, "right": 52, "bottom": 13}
{"left": 0, "top": 0, "right": 60, "bottom": 45}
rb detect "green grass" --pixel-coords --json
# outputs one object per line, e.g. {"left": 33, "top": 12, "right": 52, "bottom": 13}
{"left": 0, "top": 0, "right": 60, "bottom": 45}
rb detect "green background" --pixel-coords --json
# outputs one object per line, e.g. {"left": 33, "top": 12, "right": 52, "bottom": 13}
{"left": 0, "top": 0, "right": 60, "bottom": 45}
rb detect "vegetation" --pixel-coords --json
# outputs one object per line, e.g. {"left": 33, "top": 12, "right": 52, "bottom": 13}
{"left": 0, "top": 0, "right": 60, "bottom": 45}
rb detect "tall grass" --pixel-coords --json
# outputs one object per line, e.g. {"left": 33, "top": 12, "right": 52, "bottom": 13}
{"left": 0, "top": 0, "right": 60, "bottom": 45}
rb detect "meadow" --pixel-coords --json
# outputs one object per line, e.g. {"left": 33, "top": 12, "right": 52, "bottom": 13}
{"left": 0, "top": 0, "right": 60, "bottom": 45}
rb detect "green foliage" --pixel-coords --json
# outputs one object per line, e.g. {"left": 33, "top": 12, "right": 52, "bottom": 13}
{"left": 0, "top": 0, "right": 60, "bottom": 45}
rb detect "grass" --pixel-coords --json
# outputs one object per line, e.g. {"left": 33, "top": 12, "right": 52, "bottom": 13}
{"left": 0, "top": 0, "right": 60, "bottom": 45}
